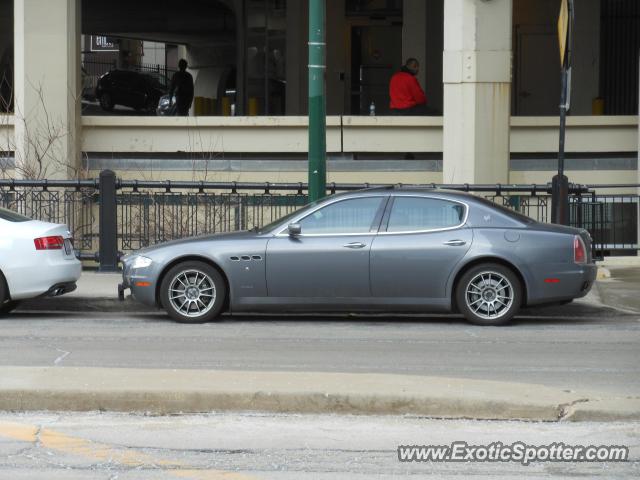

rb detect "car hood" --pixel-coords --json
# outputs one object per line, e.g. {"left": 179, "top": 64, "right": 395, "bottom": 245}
{"left": 133, "top": 230, "right": 262, "bottom": 256}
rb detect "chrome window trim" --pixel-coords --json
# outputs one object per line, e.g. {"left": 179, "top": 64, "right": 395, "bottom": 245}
{"left": 379, "top": 195, "right": 469, "bottom": 235}
{"left": 274, "top": 194, "right": 389, "bottom": 237}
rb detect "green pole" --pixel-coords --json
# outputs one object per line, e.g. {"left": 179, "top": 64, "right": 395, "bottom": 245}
{"left": 308, "top": 0, "right": 327, "bottom": 202}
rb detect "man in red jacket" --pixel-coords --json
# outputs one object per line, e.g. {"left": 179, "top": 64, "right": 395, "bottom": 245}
{"left": 389, "top": 58, "right": 428, "bottom": 115}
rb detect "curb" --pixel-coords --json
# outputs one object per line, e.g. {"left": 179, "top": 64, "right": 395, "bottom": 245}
{"left": 19, "top": 297, "right": 154, "bottom": 313}
{"left": 0, "top": 367, "right": 638, "bottom": 422}
{"left": 596, "top": 267, "right": 611, "bottom": 280}
{"left": 599, "top": 257, "right": 640, "bottom": 267}
{"left": 17, "top": 294, "right": 632, "bottom": 318}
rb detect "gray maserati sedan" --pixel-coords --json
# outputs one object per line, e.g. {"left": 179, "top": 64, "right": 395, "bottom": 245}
{"left": 119, "top": 188, "right": 597, "bottom": 326}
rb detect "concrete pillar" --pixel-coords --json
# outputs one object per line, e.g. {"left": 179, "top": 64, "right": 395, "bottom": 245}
{"left": 13, "top": 0, "right": 81, "bottom": 178}
{"left": 443, "top": 0, "right": 512, "bottom": 184}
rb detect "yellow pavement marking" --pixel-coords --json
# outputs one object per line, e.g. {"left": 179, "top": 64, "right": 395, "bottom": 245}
{"left": 0, "top": 421, "right": 257, "bottom": 480}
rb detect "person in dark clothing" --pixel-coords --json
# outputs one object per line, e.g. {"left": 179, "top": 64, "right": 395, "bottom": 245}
{"left": 169, "top": 59, "right": 194, "bottom": 116}
{"left": 389, "top": 58, "right": 428, "bottom": 116}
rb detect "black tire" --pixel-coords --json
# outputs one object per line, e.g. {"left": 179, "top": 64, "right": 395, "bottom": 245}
{"left": 455, "top": 263, "right": 522, "bottom": 326}
{"left": 99, "top": 92, "right": 115, "bottom": 111}
{"left": 144, "top": 96, "right": 158, "bottom": 114}
{"left": 0, "top": 272, "right": 8, "bottom": 306}
{"left": 0, "top": 272, "right": 18, "bottom": 316}
{"left": 0, "top": 301, "right": 20, "bottom": 315}
{"left": 159, "top": 261, "right": 227, "bottom": 324}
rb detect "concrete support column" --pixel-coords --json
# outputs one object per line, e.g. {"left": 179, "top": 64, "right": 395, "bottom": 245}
{"left": 443, "top": 0, "right": 512, "bottom": 184}
{"left": 13, "top": 0, "right": 80, "bottom": 178}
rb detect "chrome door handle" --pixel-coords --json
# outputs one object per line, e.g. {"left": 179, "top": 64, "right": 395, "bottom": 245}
{"left": 343, "top": 242, "right": 367, "bottom": 249}
{"left": 443, "top": 240, "right": 466, "bottom": 247}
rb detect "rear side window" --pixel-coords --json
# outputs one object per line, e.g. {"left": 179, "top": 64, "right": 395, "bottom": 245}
{"left": 0, "top": 207, "right": 31, "bottom": 222}
{"left": 473, "top": 196, "right": 534, "bottom": 224}
{"left": 387, "top": 197, "right": 465, "bottom": 232}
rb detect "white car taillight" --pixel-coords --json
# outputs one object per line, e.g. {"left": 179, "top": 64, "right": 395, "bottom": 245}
{"left": 34, "top": 236, "right": 65, "bottom": 250}
{"left": 574, "top": 235, "right": 587, "bottom": 264}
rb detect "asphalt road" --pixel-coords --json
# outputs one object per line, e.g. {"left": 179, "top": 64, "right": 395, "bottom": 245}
{"left": 0, "top": 412, "right": 637, "bottom": 479}
{"left": 2, "top": 299, "right": 639, "bottom": 397}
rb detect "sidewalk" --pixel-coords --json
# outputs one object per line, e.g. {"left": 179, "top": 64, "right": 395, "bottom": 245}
{"left": 1, "top": 366, "right": 638, "bottom": 422}
{"left": 21, "top": 272, "right": 151, "bottom": 312}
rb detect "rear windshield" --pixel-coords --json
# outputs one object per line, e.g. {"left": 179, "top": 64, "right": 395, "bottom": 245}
{"left": 0, "top": 207, "right": 31, "bottom": 222}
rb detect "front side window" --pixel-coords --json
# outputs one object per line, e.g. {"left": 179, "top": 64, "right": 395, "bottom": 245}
{"left": 298, "top": 197, "right": 384, "bottom": 235}
{"left": 387, "top": 197, "right": 465, "bottom": 233}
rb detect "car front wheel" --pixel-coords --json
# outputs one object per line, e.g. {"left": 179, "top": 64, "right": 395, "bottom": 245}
{"left": 160, "top": 261, "right": 226, "bottom": 324}
{"left": 0, "top": 301, "right": 20, "bottom": 316}
{"left": 456, "top": 263, "right": 522, "bottom": 326}
{"left": 99, "top": 92, "right": 115, "bottom": 111}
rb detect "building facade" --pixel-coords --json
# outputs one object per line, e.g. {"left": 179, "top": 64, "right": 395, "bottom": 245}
{"left": 0, "top": 0, "right": 637, "bottom": 192}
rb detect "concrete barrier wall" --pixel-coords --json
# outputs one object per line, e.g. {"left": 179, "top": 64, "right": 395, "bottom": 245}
{"left": 80, "top": 115, "right": 637, "bottom": 154}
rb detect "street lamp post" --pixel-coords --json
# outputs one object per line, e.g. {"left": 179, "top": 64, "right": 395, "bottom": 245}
{"left": 552, "top": 0, "right": 574, "bottom": 225}
{"left": 308, "top": 0, "right": 327, "bottom": 202}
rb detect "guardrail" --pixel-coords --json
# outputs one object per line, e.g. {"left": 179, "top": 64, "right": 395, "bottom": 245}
{"left": 1, "top": 170, "right": 637, "bottom": 270}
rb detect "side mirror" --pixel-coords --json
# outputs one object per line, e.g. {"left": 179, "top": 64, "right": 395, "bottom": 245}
{"left": 288, "top": 223, "right": 302, "bottom": 236}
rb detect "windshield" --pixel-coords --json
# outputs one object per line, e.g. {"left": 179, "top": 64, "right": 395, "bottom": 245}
{"left": 0, "top": 207, "right": 31, "bottom": 222}
{"left": 142, "top": 74, "right": 167, "bottom": 90}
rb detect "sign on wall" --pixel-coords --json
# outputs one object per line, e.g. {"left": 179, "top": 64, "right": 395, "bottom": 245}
{"left": 90, "top": 36, "right": 119, "bottom": 52}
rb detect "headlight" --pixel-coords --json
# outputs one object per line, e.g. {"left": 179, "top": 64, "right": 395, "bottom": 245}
{"left": 159, "top": 97, "right": 170, "bottom": 107}
{"left": 130, "top": 255, "right": 153, "bottom": 269}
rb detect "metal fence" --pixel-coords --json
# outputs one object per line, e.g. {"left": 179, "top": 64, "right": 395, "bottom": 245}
{"left": 133, "top": 63, "right": 176, "bottom": 88}
{"left": 0, "top": 179, "right": 99, "bottom": 254}
{"left": 0, "top": 171, "right": 638, "bottom": 270}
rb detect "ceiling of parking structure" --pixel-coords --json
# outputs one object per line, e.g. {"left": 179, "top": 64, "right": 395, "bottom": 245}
{"left": 82, "top": 0, "right": 236, "bottom": 46}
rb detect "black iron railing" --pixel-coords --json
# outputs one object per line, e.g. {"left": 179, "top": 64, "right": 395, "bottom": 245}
{"left": 1, "top": 171, "right": 637, "bottom": 270}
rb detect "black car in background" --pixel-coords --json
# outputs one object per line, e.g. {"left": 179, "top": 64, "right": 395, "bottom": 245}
{"left": 96, "top": 70, "right": 168, "bottom": 113}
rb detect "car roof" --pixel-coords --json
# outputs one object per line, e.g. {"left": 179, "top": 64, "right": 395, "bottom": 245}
{"left": 337, "top": 186, "right": 480, "bottom": 202}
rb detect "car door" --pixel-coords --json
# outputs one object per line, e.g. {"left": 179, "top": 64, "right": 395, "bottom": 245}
{"left": 265, "top": 196, "right": 388, "bottom": 299}
{"left": 370, "top": 195, "right": 472, "bottom": 300}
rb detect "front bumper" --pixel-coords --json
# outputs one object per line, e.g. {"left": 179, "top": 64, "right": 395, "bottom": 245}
{"left": 119, "top": 260, "right": 158, "bottom": 306}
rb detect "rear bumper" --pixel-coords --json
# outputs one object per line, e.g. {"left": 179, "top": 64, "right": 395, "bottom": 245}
{"left": 9, "top": 259, "right": 82, "bottom": 300}
{"left": 526, "top": 263, "right": 598, "bottom": 306}
{"left": 40, "top": 281, "right": 77, "bottom": 298}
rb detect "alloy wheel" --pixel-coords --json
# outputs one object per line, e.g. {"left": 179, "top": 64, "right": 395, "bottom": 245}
{"left": 168, "top": 269, "right": 217, "bottom": 318}
{"left": 464, "top": 271, "right": 514, "bottom": 321}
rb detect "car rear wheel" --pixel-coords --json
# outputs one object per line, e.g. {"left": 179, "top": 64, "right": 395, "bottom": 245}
{"left": 160, "top": 261, "right": 226, "bottom": 324}
{"left": 456, "top": 263, "right": 522, "bottom": 326}
{"left": 99, "top": 92, "right": 115, "bottom": 111}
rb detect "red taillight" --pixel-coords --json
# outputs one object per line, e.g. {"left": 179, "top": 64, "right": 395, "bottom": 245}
{"left": 574, "top": 236, "right": 586, "bottom": 264}
{"left": 34, "top": 236, "right": 65, "bottom": 250}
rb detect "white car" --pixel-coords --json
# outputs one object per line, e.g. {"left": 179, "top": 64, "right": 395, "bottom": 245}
{"left": 0, "top": 207, "right": 82, "bottom": 314}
